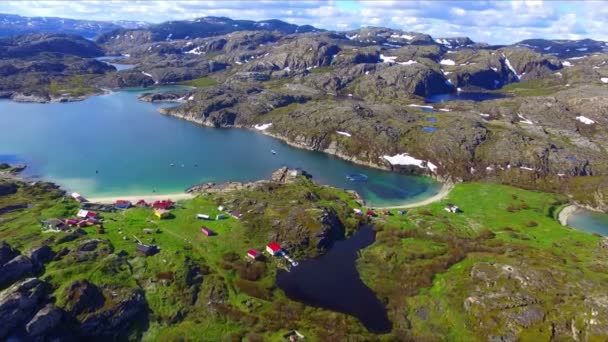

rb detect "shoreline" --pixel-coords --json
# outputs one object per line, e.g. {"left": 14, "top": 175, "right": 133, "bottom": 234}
{"left": 558, "top": 204, "right": 579, "bottom": 226}
{"left": 374, "top": 182, "right": 454, "bottom": 209}
{"left": 87, "top": 193, "right": 195, "bottom": 204}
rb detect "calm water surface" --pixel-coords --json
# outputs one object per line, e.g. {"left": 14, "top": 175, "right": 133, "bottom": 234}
{"left": 276, "top": 226, "right": 391, "bottom": 333}
{"left": 568, "top": 209, "right": 608, "bottom": 236}
{"left": 0, "top": 87, "right": 440, "bottom": 206}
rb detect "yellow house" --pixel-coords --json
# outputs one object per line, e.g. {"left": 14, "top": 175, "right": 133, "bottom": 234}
{"left": 154, "top": 209, "right": 170, "bottom": 219}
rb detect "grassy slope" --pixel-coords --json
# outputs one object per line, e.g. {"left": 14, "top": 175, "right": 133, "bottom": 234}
{"left": 180, "top": 77, "right": 218, "bottom": 88}
{"left": 358, "top": 182, "right": 606, "bottom": 340}
{"left": 1, "top": 180, "right": 606, "bottom": 340}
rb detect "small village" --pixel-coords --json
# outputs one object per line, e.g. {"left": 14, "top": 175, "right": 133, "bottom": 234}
{"left": 41, "top": 192, "right": 309, "bottom": 269}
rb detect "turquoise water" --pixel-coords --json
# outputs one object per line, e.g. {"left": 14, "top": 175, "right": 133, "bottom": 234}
{"left": 567, "top": 209, "right": 608, "bottom": 236}
{"left": 0, "top": 87, "right": 440, "bottom": 206}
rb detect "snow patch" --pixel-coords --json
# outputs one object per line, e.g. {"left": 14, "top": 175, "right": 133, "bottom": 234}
{"left": 254, "top": 123, "right": 273, "bottom": 130}
{"left": 438, "top": 108, "right": 451, "bottom": 112}
{"left": 600, "top": 77, "right": 608, "bottom": 83}
{"left": 502, "top": 53, "right": 521, "bottom": 80}
{"left": 576, "top": 47, "right": 588, "bottom": 51}
{"left": 346, "top": 34, "right": 358, "bottom": 40}
{"left": 408, "top": 104, "right": 434, "bottom": 110}
{"left": 440, "top": 59, "right": 456, "bottom": 66}
{"left": 544, "top": 46, "right": 552, "bottom": 50}
{"left": 188, "top": 96, "right": 194, "bottom": 101}
{"left": 398, "top": 60, "right": 417, "bottom": 65}
{"left": 336, "top": 131, "right": 352, "bottom": 137}
{"left": 518, "top": 114, "right": 533, "bottom": 125}
{"left": 576, "top": 116, "right": 595, "bottom": 125}
{"left": 390, "top": 33, "right": 414, "bottom": 40}
{"left": 382, "top": 153, "right": 437, "bottom": 172}
{"left": 379, "top": 54, "right": 397, "bottom": 63}
{"left": 562, "top": 61, "right": 573, "bottom": 67}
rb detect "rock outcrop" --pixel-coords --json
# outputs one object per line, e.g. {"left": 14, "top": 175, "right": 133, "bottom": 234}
{"left": 0, "top": 278, "right": 48, "bottom": 339}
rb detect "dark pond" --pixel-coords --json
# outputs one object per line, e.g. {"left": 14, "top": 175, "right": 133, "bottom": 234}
{"left": 422, "top": 126, "right": 438, "bottom": 133}
{"left": 426, "top": 92, "right": 507, "bottom": 103}
{"left": 276, "top": 226, "right": 391, "bottom": 333}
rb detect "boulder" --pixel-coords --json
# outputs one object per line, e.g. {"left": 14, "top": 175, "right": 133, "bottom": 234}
{"left": 25, "top": 303, "right": 63, "bottom": 337}
{"left": 0, "top": 255, "right": 34, "bottom": 288}
{"left": 0, "top": 278, "right": 48, "bottom": 338}
{"left": 0, "top": 242, "right": 19, "bottom": 265}
{"left": 78, "top": 287, "right": 147, "bottom": 339}
{"left": 0, "top": 182, "right": 18, "bottom": 196}
{"left": 26, "top": 245, "right": 54, "bottom": 266}
{"left": 63, "top": 280, "right": 105, "bottom": 316}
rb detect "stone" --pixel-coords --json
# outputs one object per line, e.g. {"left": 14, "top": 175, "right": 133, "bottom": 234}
{"left": 0, "top": 255, "right": 34, "bottom": 288}
{"left": 0, "top": 278, "right": 48, "bottom": 339}
{"left": 25, "top": 303, "right": 63, "bottom": 337}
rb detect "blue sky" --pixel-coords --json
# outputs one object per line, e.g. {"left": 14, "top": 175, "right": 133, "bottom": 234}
{"left": 0, "top": 1, "right": 605, "bottom": 44}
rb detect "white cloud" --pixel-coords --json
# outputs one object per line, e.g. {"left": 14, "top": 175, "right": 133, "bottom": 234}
{"left": 0, "top": 0, "right": 604, "bottom": 44}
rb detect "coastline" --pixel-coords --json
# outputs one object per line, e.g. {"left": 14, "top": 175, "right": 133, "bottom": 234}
{"left": 558, "top": 204, "right": 579, "bottom": 226}
{"left": 374, "top": 182, "right": 454, "bottom": 209}
{"left": 87, "top": 193, "right": 195, "bottom": 204}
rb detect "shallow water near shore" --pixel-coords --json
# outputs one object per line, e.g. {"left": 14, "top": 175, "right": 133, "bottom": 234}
{"left": 0, "top": 87, "right": 440, "bottom": 207}
{"left": 567, "top": 209, "right": 608, "bottom": 236}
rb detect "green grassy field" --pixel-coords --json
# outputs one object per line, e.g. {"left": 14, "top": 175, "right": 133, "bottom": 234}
{"left": 1, "top": 179, "right": 606, "bottom": 341}
{"left": 180, "top": 77, "right": 218, "bottom": 88}
{"left": 495, "top": 79, "right": 566, "bottom": 97}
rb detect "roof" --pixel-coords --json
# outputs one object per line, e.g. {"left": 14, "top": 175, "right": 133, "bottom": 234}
{"left": 247, "top": 249, "right": 260, "bottom": 256}
{"left": 267, "top": 242, "right": 281, "bottom": 252}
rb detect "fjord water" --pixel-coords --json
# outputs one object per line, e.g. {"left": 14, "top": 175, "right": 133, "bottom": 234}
{"left": 567, "top": 210, "right": 608, "bottom": 236}
{"left": 276, "top": 225, "right": 391, "bottom": 333}
{"left": 0, "top": 88, "right": 440, "bottom": 206}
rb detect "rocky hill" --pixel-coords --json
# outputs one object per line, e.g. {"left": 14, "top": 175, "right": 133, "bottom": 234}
{"left": 0, "top": 33, "right": 104, "bottom": 58}
{"left": 0, "top": 13, "right": 147, "bottom": 38}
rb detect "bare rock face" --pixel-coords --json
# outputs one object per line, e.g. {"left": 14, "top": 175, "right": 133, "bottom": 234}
{"left": 26, "top": 245, "right": 54, "bottom": 266}
{"left": 0, "top": 255, "right": 34, "bottom": 289}
{"left": 64, "top": 280, "right": 105, "bottom": 316}
{"left": 77, "top": 287, "right": 147, "bottom": 339}
{"left": 270, "top": 167, "right": 312, "bottom": 184}
{"left": 25, "top": 303, "right": 63, "bottom": 337}
{"left": 0, "top": 278, "right": 48, "bottom": 339}
{"left": 0, "top": 242, "right": 19, "bottom": 265}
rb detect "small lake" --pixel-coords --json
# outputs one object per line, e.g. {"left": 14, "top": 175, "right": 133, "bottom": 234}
{"left": 276, "top": 226, "right": 391, "bottom": 333}
{"left": 0, "top": 87, "right": 440, "bottom": 207}
{"left": 568, "top": 209, "right": 608, "bottom": 236}
{"left": 426, "top": 92, "right": 507, "bottom": 103}
{"left": 95, "top": 56, "right": 136, "bottom": 71}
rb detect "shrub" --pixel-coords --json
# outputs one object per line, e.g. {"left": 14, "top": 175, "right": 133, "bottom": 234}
{"left": 525, "top": 221, "right": 538, "bottom": 227}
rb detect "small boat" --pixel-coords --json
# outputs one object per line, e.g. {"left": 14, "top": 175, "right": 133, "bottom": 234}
{"left": 346, "top": 173, "right": 368, "bottom": 182}
{"left": 170, "top": 163, "right": 175, "bottom": 167}
{"left": 271, "top": 150, "right": 277, "bottom": 155}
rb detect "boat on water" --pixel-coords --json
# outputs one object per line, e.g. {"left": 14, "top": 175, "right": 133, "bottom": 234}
{"left": 346, "top": 173, "right": 368, "bottom": 182}
{"left": 170, "top": 163, "right": 175, "bottom": 167}
{"left": 271, "top": 150, "right": 277, "bottom": 155}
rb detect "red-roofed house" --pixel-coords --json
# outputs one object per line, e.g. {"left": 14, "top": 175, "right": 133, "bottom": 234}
{"left": 366, "top": 210, "right": 376, "bottom": 217}
{"left": 247, "top": 249, "right": 261, "bottom": 260}
{"left": 152, "top": 200, "right": 173, "bottom": 210}
{"left": 136, "top": 200, "right": 148, "bottom": 207}
{"left": 266, "top": 242, "right": 282, "bottom": 256}
{"left": 86, "top": 211, "right": 98, "bottom": 219}
{"left": 115, "top": 200, "right": 131, "bottom": 210}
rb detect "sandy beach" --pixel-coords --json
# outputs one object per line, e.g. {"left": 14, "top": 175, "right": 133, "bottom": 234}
{"left": 87, "top": 192, "right": 195, "bottom": 204}
{"left": 375, "top": 183, "right": 454, "bottom": 209}
{"left": 558, "top": 204, "right": 579, "bottom": 226}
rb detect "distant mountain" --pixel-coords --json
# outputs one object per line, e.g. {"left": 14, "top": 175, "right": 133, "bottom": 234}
{"left": 0, "top": 13, "right": 149, "bottom": 38}
{"left": 96, "top": 16, "right": 320, "bottom": 44}
{"left": 514, "top": 38, "right": 608, "bottom": 58}
{"left": 0, "top": 33, "right": 104, "bottom": 58}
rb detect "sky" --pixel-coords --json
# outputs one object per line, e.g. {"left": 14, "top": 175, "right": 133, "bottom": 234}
{"left": 0, "top": 0, "right": 605, "bottom": 44}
